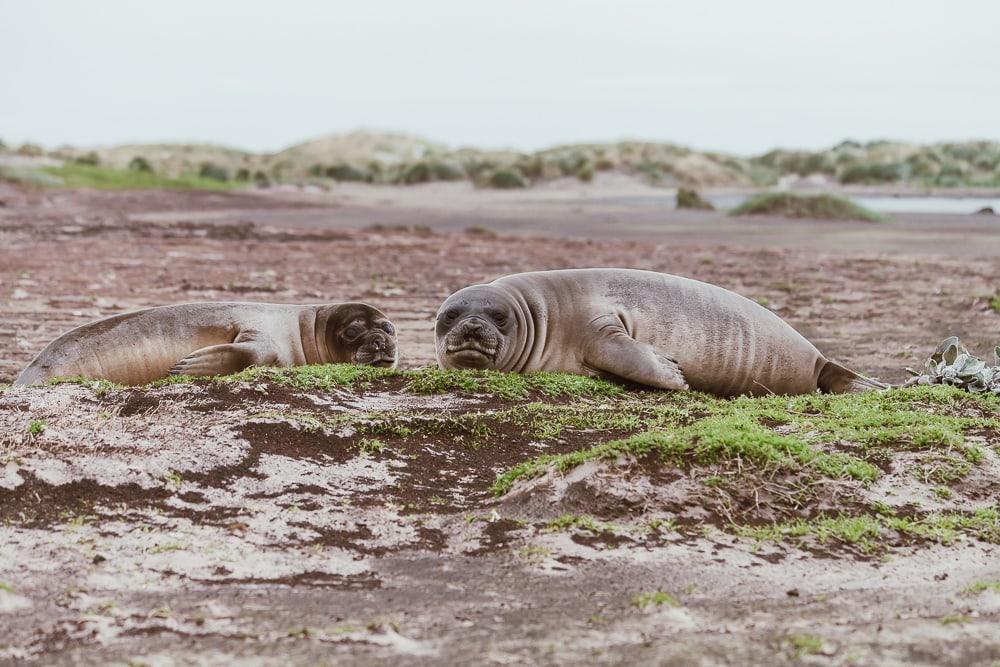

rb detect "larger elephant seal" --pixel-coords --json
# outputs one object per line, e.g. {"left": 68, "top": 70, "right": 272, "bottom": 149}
{"left": 15, "top": 302, "right": 397, "bottom": 387}
{"left": 435, "top": 269, "right": 884, "bottom": 397}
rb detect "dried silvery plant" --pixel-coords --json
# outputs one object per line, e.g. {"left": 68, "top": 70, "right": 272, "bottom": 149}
{"left": 904, "top": 336, "right": 1000, "bottom": 395}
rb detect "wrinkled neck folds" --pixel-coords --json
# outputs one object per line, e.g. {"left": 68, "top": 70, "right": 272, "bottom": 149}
{"left": 307, "top": 306, "right": 337, "bottom": 364}
{"left": 497, "top": 283, "right": 542, "bottom": 372}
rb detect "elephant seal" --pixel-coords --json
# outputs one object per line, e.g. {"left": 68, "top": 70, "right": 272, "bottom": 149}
{"left": 434, "top": 269, "right": 884, "bottom": 396}
{"left": 15, "top": 301, "right": 397, "bottom": 387}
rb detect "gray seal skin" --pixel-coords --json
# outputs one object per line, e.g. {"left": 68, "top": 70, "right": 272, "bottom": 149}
{"left": 435, "top": 269, "right": 884, "bottom": 397}
{"left": 15, "top": 302, "right": 397, "bottom": 387}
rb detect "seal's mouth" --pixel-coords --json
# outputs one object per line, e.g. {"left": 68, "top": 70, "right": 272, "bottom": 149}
{"left": 445, "top": 341, "right": 498, "bottom": 360}
{"left": 354, "top": 348, "right": 398, "bottom": 368}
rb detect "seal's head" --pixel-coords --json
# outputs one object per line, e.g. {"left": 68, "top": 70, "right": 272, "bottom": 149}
{"left": 324, "top": 303, "right": 398, "bottom": 367}
{"left": 435, "top": 285, "right": 519, "bottom": 370}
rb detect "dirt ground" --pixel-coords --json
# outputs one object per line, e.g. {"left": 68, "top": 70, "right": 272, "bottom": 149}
{"left": 2, "top": 180, "right": 1000, "bottom": 665}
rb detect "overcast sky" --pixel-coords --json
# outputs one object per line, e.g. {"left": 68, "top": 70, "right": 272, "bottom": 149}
{"left": 2, "top": 0, "right": 997, "bottom": 155}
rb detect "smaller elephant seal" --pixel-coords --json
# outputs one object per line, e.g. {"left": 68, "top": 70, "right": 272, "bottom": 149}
{"left": 15, "top": 302, "right": 397, "bottom": 387}
{"left": 435, "top": 269, "right": 884, "bottom": 397}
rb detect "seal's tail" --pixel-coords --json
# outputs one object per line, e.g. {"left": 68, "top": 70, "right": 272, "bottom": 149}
{"left": 818, "top": 360, "right": 889, "bottom": 394}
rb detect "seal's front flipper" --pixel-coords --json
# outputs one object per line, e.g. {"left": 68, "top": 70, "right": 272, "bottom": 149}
{"left": 585, "top": 335, "right": 688, "bottom": 391}
{"left": 817, "top": 360, "right": 888, "bottom": 394}
{"left": 170, "top": 341, "right": 277, "bottom": 377}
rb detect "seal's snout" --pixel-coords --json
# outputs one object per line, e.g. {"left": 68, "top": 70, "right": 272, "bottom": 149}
{"left": 355, "top": 331, "right": 398, "bottom": 368}
{"left": 459, "top": 318, "right": 486, "bottom": 339}
{"left": 443, "top": 316, "right": 501, "bottom": 368}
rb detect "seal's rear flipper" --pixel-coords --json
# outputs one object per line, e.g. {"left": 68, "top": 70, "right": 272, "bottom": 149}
{"left": 818, "top": 360, "right": 888, "bottom": 394}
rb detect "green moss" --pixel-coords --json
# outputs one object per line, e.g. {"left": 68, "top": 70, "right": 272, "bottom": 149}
{"left": 741, "top": 507, "right": 1000, "bottom": 552}
{"left": 0, "top": 583, "right": 14, "bottom": 593}
{"left": 962, "top": 581, "right": 1000, "bottom": 596}
{"left": 787, "top": 633, "right": 824, "bottom": 656}
{"left": 731, "top": 192, "right": 884, "bottom": 222}
{"left": 632, "top": 591, "right": 679, "bottom": 609}
{"left": 225, "top": 364, "right": 397, "bottom": 390}
{"left": 403, "top": 368, "right": 621, "bottom": 400}
{"left": 357, "top": 438, "right": 387, "bottom": 456}
{"left": 990, "top": 294, "right": 1000, "bottom": 313}
{"left": 44, "top": 376, "right": 125, "bottom": 396}
{"left": 26, "top": 419, "right": 46, "bottom": 435}
{"left": 493, "top": 414, "right": 879, "bottom": 495}
{"left": 941, "top": 615, "right": 971, "bottom": 625}
{"left": 492, "top": 386, "right": 997, "bottom": 495}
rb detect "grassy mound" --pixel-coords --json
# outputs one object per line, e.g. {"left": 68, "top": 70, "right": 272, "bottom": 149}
{"left": 731, "top": 192, "right": 884, "bottom": 222}
{"left": 14, "top": 365, "right": 1000, "bottom": 556}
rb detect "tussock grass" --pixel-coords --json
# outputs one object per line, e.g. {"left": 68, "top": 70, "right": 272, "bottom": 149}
{"left": 731, "top": 193, "right": 884, "bottom": 222}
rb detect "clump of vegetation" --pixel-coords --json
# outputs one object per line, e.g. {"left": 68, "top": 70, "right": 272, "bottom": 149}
{"left": 904, "top": 337, "right": 1000, "bottom": 395}
{"left": 198, "top": 162, "right": 230, "bottom": 182}
{"left": 26, "top": 419, "right": 46, "bottom": 436}
{"left": 73, "top": 152, "right": 100, "bottom": 166}
{"left": 741, "top": 507, "right": 1000, "bottom": 553}
{"left": 484, "top": 168, "right": 527, "bottom": 189}
{"left": 731, "top": 192, "right": 884, "bottom": 222}
{"left": 632, "top": 591, "right": 679, "bottom": 609}
{"left": 128, "top": 156, "right": 153, "bottom": 173}
{"left": 963, "top": 581, "right": 1000, "bottom": 596}
{"left": 357, "top": 438, "right": 387, "bottom": 456}
{"left": 675, "top": 187, "right": 714, "bottom": 210}
{"left": 786, "top": 634, "right": 824, "bottom": 656}
{"left": 990, "top": 294, "right": 1000, "bottom": 313}
{"left": 324, "top": 163, "right": 369, "bottom": 182}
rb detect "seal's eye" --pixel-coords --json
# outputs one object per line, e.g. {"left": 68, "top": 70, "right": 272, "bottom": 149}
{"left": 380, "top": 322, "right": 395, "bottom": 335}
{"left": 344, "top": 325, "right": 364, "bottom": 339}
{"left": 443, "top": 310, "right": 460, "bottom": 323}
{"left": 488, "top": 310, "right": 507, "bottom": 326}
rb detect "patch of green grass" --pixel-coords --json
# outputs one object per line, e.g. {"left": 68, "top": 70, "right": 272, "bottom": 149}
{"left": 962, "top": 581, "right": 1000, "bottom": 596}
{"left": 224, "top": 364, "right": 398, "bottom": 390}
{"left": 403, "top": 368, "right": 622, "bottom": 400}
{"left": 39, "top": 164, "right": 240, "bottom": 191}
{"left": 741, "top": 506, "right": 1000, "bottom": 552}
{"left": 148, "top": 542, "right": 186, "bottom": 554}
{"left": 137, "top": 364, "right": 624, "bottom": 401}
{"left": 0, "top": 583, "right": 13, "bottom": 593}
{"left": 493, "top": 386, "right": 998, "bottom": 495}
{"left": 164, "top": 471, "right": 183, "bottom": 487}
{"left": 632, "top": 591, "right": 679, "bottom": 609}
{"left": 26, "top": 419, "right": 46, "bottom": 435}
{"left": 787, "top": 633, "right": 824, "bottom": 656}
{"left": 731, "top": 192, "right": 884, "bottom": 222}
{"left": 493, "top": 413, "right": 879, "bottom": 496}
{"left": 990, "top": 294, "right": 1000, "bottom": 313}
{"left": 45, "top": 376, "right": 124, "bottom": 396}
{"left": 941, "top": 614, "right": 971, "bottom": 625}
{"left": 357, "top": 438, "right": 387, "bottom": 456}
